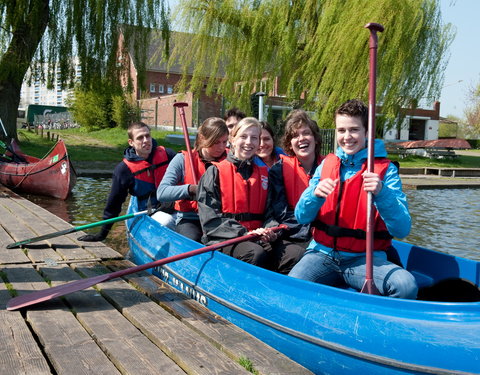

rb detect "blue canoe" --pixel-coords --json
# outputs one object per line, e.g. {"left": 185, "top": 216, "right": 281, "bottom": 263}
{"left": 126, "top": 197, "right": 480, "bottom": 375}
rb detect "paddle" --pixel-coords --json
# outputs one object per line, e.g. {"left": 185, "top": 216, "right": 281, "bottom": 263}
{"left": 0, "top": 117, "right": 25, "bottom": 162}
{"left": 174, "top": 102, "right": 198, "bottom": 184}
{"left": 6, "top": 210, "right": 154, "bottom": 249}
{"left": 360, "top": 23, "right": 384, "bottom": 295}
{"left": 6, "top": 224, "right": 287, "bottom": 311}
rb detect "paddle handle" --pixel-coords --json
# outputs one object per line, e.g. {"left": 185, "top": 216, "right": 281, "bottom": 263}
{"left": 361, "top": 23, "right": 383, "bottom": 295}
{"left": 174, "top": 102, "right": 198, "bottom": 184}
{"left": 7, "top": 210, "right": 150, "bottom": 249}
{"left": 6, "top": 224, "right": 288, "bottom": 311}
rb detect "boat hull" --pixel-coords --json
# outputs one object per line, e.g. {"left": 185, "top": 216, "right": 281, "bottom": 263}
{"left": 126, "top": 197, "right": 480, "bottom": 375}
{"left": 0, "top": 140, "right": 76, "bottom": 199}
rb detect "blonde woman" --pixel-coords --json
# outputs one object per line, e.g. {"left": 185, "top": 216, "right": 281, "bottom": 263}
{"left": 197, "top": 117, "right": 304, "bottom": 273}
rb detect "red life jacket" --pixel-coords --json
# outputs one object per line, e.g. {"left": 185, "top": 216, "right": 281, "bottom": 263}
{"left": 280, "top": 154, "right": 324, "bottom": 210}
{"left": 174, "top": 150, "right": 226, "bottom": 212}
{"left": 123, "top": 146, "right": 169, "bottom": 207}
{"left": 312, "top": 154, "right": 393, "bottom": 253}
{"left": 214, "top": 159, "right": 269, "bottom": 231}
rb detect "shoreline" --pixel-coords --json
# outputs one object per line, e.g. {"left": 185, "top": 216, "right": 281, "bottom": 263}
{"left": 73, "top": 161, "right": 480, "bottom": 189}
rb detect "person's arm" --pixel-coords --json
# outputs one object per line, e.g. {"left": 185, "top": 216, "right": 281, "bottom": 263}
{"left": 157, "top": 153, "right": 192, "bottom": 202}
{"left": 79, "top": 162, "right": 131, "bottom": 241}
{"left": 197, "top": 165, "right": 247, "bottom": 245}
{"left": 294, "top": 162, "right": 326, "bottom": 225}
{"left": 372, "top": 163, "right": 411, "bottom": 238}
{"left": 265, "top": 162, "right": 308, "bottom": 239}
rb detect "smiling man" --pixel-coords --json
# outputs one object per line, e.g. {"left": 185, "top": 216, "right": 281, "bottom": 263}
{"left": 78, "top": 122, "right": 177, "bottom": 242}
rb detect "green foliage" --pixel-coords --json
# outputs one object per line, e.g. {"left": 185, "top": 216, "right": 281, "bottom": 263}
{"left": 464, "top": 81, "right": 480, "bottom": 139}
{"left": 68, "top": 81, "right": 140, "bottom": 130}
{"left": 172, "top": 0, "right": 453, "bottom": 129}
{"left": 237, "top": 356, "right": 259, "bottom": 374}
{"left": 68, "top": 87, "right": 112, "bottom": 130}
{"left": 112, "top": 95, "right": 140, "bottom": 129}
{"left": 0, "top": 0, "right": 170, "bottom": 138}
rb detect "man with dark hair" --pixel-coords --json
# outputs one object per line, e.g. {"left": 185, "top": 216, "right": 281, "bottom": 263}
{"left": 224, "top": 108, "right": 246, "bottom": 133}
{"left": 78, "top": 122, "right": 176, "bottom": 242}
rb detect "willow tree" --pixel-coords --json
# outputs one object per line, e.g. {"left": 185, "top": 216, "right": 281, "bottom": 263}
{"left": 0, "top": 0, "right": 170, "bottom": 139}
{"left": 171, "top": 0, "right": 453, "bottom": 129}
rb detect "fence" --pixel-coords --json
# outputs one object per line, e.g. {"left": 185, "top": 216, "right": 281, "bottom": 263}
{"left": 319, "top": 128, "right": 336, "bottom": 155}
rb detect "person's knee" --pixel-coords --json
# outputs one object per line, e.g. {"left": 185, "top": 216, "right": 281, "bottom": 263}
{"left": 151, "top": 211, "right": 176, "bottom": 230}
{"left": 383, "top": 269, "right": 418, "bottom": 299}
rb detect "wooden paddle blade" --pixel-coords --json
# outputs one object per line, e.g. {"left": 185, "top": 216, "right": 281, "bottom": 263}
{"left": 7, "top": 210, "right": 150, "bottom": 249}
{"left": 6, "top": 224, "right": 288, "bottom": 311}
{"left": 6, "top": 273, "right": 111, "bottom": 311}
{"left": 7, "top": 228, "right": 76, "bottom": 249}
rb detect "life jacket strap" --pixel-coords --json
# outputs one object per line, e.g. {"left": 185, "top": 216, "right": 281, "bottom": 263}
{"left": 313, "top": 221, "right": 393, "bottom": 240}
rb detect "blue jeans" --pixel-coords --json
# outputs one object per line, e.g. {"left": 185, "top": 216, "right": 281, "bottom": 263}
{"left": 288, "top": 250, "right": 418, "bottom": 299}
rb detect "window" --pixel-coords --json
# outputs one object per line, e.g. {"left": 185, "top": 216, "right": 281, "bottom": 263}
{"left": 158, "top": 84, "right": 164, "bottom": 93}
{"left": 167, "top": 85, "right": 173, "bottom": 94}
{"left": 150, "top": 83, "right": 156, "bottom": 93}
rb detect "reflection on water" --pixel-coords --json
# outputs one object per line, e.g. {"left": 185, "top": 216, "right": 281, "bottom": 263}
{"left": 24, "top": 177, "right": 111, "bottom": 226}
{"left": 25, "top": 178, "right": 480, "bottom": 262}
{"left": 404, "top": 189, "right": 480, "bottom": 261}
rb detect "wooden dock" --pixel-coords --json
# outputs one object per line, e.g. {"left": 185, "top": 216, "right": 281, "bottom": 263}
{"left": 0, "top": 186, "right": 311, "bottom": 375}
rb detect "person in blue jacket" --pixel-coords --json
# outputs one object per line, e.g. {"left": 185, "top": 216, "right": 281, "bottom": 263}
{"left": 288, "top": 99, "right": 418, "bottom": 299}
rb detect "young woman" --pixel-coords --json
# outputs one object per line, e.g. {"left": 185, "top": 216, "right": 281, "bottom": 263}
{"left": 265, "top": 110, "right": 324, "bottom": 253}
{"left": 288, "top": 99, "right": 418, "bottom": 299}
{"left": 254, "top": 121, "right": 285, "bottom": 169}
{"left": 157, "top": 117, "right": 228, "bottom": 242}
{"left": 197, "top": 117, "right": 304, "bottom": 273}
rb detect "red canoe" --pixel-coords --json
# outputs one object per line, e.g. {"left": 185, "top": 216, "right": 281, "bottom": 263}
{"left": 0, "top": 139, "right": 76, "bottom": 199}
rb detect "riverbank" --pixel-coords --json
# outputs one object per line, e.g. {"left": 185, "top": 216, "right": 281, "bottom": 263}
{"left": 73, "top": 160, "right": 480, "bottom": 190}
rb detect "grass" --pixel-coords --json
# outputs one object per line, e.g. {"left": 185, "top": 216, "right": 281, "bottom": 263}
{"left": 16, "top": 127, "right": 185, "bottom": 161}
{"left": 389, "top": 153, "right": 480, "bottom": 168}
{"left": 12, "top": 128, "right": 480, "bottom": 167}
{"left": 237, "top": 356, "right": 259, "bottom": 374}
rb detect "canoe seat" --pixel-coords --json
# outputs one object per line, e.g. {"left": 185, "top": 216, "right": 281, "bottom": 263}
{"left": 410, "top": 271, "right": 435, "bottom": 288}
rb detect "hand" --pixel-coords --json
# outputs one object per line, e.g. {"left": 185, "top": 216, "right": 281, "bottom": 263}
{"left": 314, "top": 178, "right": 338, "bottom": 198}
{"left": 77, "top": 232, "right": 107, "bottom": 242}
{"left": 248, "top": 227, "right": 278, "bottom": 243}
{"left": 362, "top": 172, "right": 383, "bottom": 195}
{"left": 188, "top": 184, "right": 198, "bottom": 199}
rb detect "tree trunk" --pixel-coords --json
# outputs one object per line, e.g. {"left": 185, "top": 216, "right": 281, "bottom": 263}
{"left": 0, "top": 0, "right": 50, "bottom": 141}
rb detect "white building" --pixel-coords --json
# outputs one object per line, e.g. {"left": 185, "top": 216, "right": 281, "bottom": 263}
{"left": 19, "top": 62, "right": 81, "bottom": 109}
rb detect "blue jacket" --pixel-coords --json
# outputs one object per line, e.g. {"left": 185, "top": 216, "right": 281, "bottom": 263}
{"left": 295, "top": 139, "right": 411, "bottom": 254}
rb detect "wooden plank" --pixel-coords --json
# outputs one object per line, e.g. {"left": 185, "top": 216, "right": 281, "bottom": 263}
{"left": 0, "top": 203, "right": 62, "bottom": 263}
{"left": 0, "top": 282, "right": 52, "bottom": 375}
{"left": 39, "top": 264, "right": 185, "bottom": 375}
{"left": 3, "top": 264, "right": 122, "bottom": 375}
{"left": 78, "top": 242, "right": 124, "bottom": 260}
{"left": 0, "top": 224, "right": 32, "bottom": 264}
{"left": 74, "top": 263, "right": 249, "bottom": 375}
{"left": 105, "top": 260, "right": 313, "bottom": 375}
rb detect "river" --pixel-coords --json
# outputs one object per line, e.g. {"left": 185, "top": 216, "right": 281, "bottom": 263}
{"left": 23, "top": 177, "right": 480, "bottom": 261}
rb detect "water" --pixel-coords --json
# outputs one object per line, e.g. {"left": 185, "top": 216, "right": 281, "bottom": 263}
{"left": 25, "top": 177, "right": 480, "bottom": 262}
{"left": 404, "top": 189, "right": 480, "bottom": 261}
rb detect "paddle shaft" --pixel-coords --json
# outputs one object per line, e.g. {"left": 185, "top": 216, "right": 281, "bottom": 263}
{"left": 361, "top": 23, "right": 384, "bottom": 295}
{"left": 174, "top": 102, "right": 198, "bottom": 184}
{"left": 6, "top": 225, "right": 287, "bottom": 310}
{"left": 7, "top": 210, "right": 151, "bottom": 249}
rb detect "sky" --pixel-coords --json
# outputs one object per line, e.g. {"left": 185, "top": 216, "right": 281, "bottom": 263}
{"left": 438, "top": 0, "right": 480, "bottom": 119}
